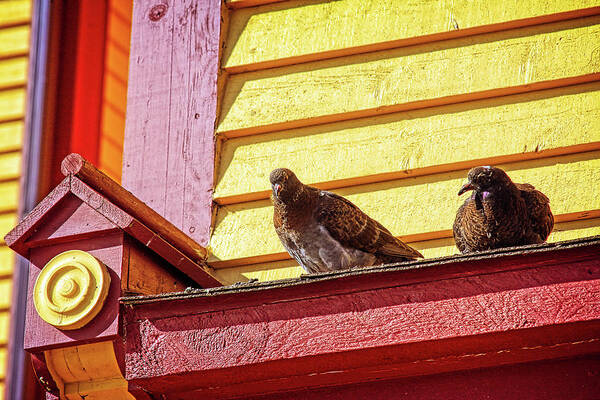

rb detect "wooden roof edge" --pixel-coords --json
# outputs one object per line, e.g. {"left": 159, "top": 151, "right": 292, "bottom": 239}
{"left": 121, "top": 235, "right": 600, "bottom": 305}
{"left": 61, "top": 153, "right": 209, "bottom": 263}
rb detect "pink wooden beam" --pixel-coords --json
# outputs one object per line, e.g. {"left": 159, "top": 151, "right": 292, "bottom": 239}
{"left": 122, "top": 0, "right": 221, "bottom": 246}
{"left": 122, "top": 238, "right": 600, "bottom": 399}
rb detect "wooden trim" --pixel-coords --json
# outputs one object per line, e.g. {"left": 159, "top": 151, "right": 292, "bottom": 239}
{"left": 62, "top": 153, "right": 208, "bottom": 262}
{"left": 225, "top": 0, "right": 286, "bottom": 9}
{"left": 0, "top": 51, "right": 29, "bottom": 62}
{"left": 224, "top": 6, "right": 600, "bottom": 73}
{"left": 122, "top": 237, "right": 600, "bottom": 398}
{"left": 0, "top": 19, "right": 30, "bottom": 30}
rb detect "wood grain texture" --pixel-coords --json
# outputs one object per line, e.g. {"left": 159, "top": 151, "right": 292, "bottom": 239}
{"left": 123, "top": 241, "right": 600, "bottom": 398}
{"left": 122, "top": 0, "right": 222, "bottom": 247}
{"left": 224, "top": 0, "right": 600, "bottom": 72}
{"left": 217, "top": 16, "right": 600, "bottom": 136}
{"left": 247, "top": 356, "right": 600, "bottom": 400}
{"left": 210, "top": 151, "right": 600, "bottom": 264}
{"left": 62, "top": 154, "right": 209, "bottom": 262}
{"left": 123, "top": 237, "right": 193, "bottom": 296}
{"left": 214, "top": 217, "right": 600, "bottom": 283}
{"left": 215, "top": 82, "right": 600, "bottom": 202}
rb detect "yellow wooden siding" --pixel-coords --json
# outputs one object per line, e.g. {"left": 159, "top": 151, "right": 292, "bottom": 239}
{"left": 224, "top": 0, "right": 600, "bottom": 72}
{"left": 98, "top": 0, "right": 132, "bottom": 183}
{"left": 0, "top": 0, "right": 30, "bottom": 389}
{"left": 218, "top": 16, "right": 600, "bottom": 136}
{"left": 0, "top": 1, "right": 31, "bottom": 25}
{"left": 215, "top": 82, "right": 600, "bottom": 202}
{"left": 212, "top": 1, "right": 600, "bottom": 283}
{"left": 0, "top": 122, "right": 23, "bottom": 152}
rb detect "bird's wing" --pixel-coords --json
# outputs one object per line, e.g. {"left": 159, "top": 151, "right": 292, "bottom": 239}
{"left": 453, "top": 200, "right": 469, "bottom": 253}
{"left": 516, "top": 183, "right": 554, "bottom": 241}
{"left": 314, "top": 191, "right": 423, "bottom": 259}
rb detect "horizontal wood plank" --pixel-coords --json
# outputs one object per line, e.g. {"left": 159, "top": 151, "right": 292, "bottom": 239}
{"left": 214, "top": 218, "right": 600, "bottom": 283}
{"left": 0, "top": 57, "right": 27, "bottom": 89}
{"left": 0, "top": 246, "right": 14, "bottom": 276}
{"left": 0, "top": 152, "right": 20, "bottom": 180}
{"left": 0, "top": 89, "right": 25, "bottom": 122}
{"left": 0, "top": 25, "right": 29, "bottom": 58}
{"left": 0, "top": 311, "right": 8, "bottom": 344}
{"left": 217, "top": 16, "right": 600, "bottom": 136}
{"left": 0, "top": 181, "right": 18, "bottom": 212}
{"left": 0, "top": 280, "right": 11, "bottom": 310}
{"left": 0, "top": 0, "right": 31, "bottom": 26}
{"left": 224, "top": 0, "right": 600, "bottom": 72}
{"left": 209, "top": 151, "right": 600, "bottom": 264}
{"left": 0, "top": 214, "right": 17, "bottom": 244}
{"left": 215, "top": 82, "right": 600, "bottom": 202}
{"left": 0, "top": 121, "right": 23, "bottom": 152}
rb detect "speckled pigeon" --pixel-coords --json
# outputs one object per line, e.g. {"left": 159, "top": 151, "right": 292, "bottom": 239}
{"left": 453, "top": 166, "right": 554, "bottom": 253}
{"left": 270, "top": 168, "right": 423, "bottom": 273}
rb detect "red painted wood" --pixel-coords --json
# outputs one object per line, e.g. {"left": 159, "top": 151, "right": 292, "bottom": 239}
{"left": 243, "top": 356, "right": 600, "bottom": 400}
{"left": 122, "top": 242, "right": 600, "bottom": 398}
{"left": 25, "top": 235, "right": 123, "bottom": 352}
{"left": 122, "top": 0, "right": 221, "bottom": 246}
{"left": 47, "top": 2, "right": 107, "bottom": 189}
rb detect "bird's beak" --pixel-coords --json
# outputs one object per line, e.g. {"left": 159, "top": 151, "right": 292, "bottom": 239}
{"left": 273, "top": 183, "right": 282, "bottom": 198}
{"left": 458, "top": 182, "right": 474, "bottom": 196}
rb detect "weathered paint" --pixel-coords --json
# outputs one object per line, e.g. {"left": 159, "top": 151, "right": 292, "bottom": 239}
{"left": 123, "top": 0, "right": 222, "bottom": 247}
{"left": 218, "top": 17, "right": 600, "bottom": 135}
{"left": 210, "top": 151, "right": 600, "bottom": 264}
{"left": 123, "top": 240, "right": 600, "bottom": 398}
{"left": 214, "top": 218, "right": 600, "bottom": 283}
{"left": 45, "top": 341, "right": 134, "bottom": 400}
{"left": 224, "top": 0, "right": 600, "bottom": 71}
{"left": 215, "top": 82, "right": 600, "bottom": 201}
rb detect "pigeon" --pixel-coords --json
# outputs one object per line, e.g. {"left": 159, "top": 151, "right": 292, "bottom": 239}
{"left": 453, "top": 166, "right": 554, "bottom": 253}
{"left": 270, "top": 168, "right": 423, "bottom": 273}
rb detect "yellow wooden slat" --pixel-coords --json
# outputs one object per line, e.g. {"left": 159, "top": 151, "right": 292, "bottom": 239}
{"left": 0, "top": 57, "right": 27, "bottom": 89}
{"left": 0, "top": 0, "right": 31, "bottom": 26}
{"left": 0, "top": 121, "right": 23, "bottom": 152}
{"left": 0, "top": 280, "right": 11, "bottom": 310}
{"left": 214, "top": 218, "right": 600, "bottom": 284}
{"left": 218, "top": 16, "right": 600, "bottom": 136}
{"left": 0, "top": 312, "right": 8, "bottom": 344}
{"left": 0, "top": 182, "right": 18, "bottom": 213}
{"left": 0, "top": 214, "right": 17, "bottom": 242}
{"left": 225, "top": 0, "right": 600, "bottom": 71}
{"left": 0, "top": 152, "right": 21, "bottom": 180}
{"left": 226, "top": 0, "right": 286, "bottom": 9}
{"left": 215, "top": 82, "right": 600, "bottom": 201}
{"left": 0, "top": 246, "right": 14, "bottom": 276}
{"left": 0, "top": 25, "right": 29, "bottom": 58}
{"left": 209, "top": 151, "right": 600, "bottom": 264}
{"left": 0, "top": 89, "right": 25, "bottom": 121}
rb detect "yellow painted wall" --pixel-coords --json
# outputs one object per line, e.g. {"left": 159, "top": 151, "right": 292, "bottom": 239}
{"left": 212, "top": 0, "right": 600, "bottom": 284}
{"left": 0, "top": 1, "right": 31, "bottom": 398}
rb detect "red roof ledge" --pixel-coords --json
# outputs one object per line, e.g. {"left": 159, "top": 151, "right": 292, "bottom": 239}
{"left": 5, "top": 153, "right": 223, "bottom": 288}
{"left": 122, "top": 236, "right": 600, "bottom": 399}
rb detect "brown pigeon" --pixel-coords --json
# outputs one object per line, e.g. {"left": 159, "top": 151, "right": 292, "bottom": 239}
{"left": 270, "top": 168, "right": 423, "bottom": 273}
{"left": 453, "top": 166, "right": 554, "bottom": 253}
